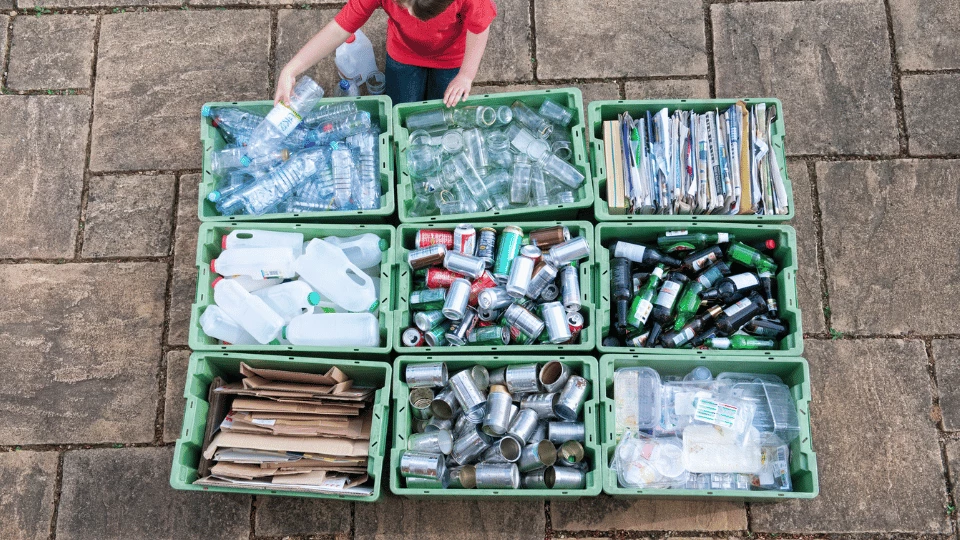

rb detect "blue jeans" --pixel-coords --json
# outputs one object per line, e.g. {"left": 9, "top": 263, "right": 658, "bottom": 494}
{"left": 385, "top": 54, "right": 460, "bottom": 105}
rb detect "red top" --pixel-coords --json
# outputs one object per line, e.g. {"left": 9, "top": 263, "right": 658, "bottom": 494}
{"left": 335, "top": 0, "right": 497, "bottom": 69}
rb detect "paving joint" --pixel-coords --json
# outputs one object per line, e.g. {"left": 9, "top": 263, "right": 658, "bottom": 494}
{"left": 46, "top": 451, "right": 63, "bottom": 540}
{"left": 702, "top": 0, "right": 716, "bottom": 98}
{"left": 1, "top": 14, "right": 13, "bottom": 91}
{"left": 73, "top": 13, "right": 100, "bottom": 260}
{"left": 248, "top": 495, "right": 257, "bottom": 539}
{"left": 267, "top": 8, "right": 277, "bottom": 92}
{"left": 881, "top": 0, "right": 909, "bottom": 155}
{"left": 527, "top": 0, "right": 536, "bottom": 82}
{"left": 805, "top": 159, "right": 832, "bottom": 332}
{"left": 0, "top": 255, "right": 174, "bottom": 264}
{"left": 924, "top": 339, "right": 958, "bottom": 535}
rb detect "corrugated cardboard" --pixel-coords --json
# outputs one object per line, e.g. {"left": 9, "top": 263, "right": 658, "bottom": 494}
{"left": 202, "top": 431, "right": 370, "bottom": 460}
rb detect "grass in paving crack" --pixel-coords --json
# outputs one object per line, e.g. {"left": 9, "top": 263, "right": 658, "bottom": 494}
{"left": 34, "top": 6, "right": 51, "bottom": 17}
{"left": 829, "top": 328, "right": 844, "bottom": 340}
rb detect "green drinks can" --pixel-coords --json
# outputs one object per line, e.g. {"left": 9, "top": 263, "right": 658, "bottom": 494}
{"left": 410, "top": 288, "right": 447, "bottom": 311}
{"left": 493, "top": 225, "right": 524, "bottom": 284}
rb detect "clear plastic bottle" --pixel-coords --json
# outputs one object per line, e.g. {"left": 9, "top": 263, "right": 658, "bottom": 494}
{"left": 349, "top": 130, "right": 381, "bottom": 210}
{"left": 323, "top": 233, "right": 387, "bottom": 270}
{"left": 207, "top": 171, "right": 252, "bottom": 204}
{"left": 330, "top": 144, "right": 357, "bottom": 210}
{"left": 210, "top": 147, "right": 289, "bottom": 175}
{"left": 252, "top": 281, "right": 321, "bottom": 323}
{"left": 288, "top": 178, "right": 335, "bottom": 212}
{"left": 295, "top": 238, "right": 379, "bottom": 312}
{"left": 510, "top": 157, "right": 533, "bottom": 205}
{"left": 243, "top": 76, "right": 325, "bottom": 159}
{"left": 209, "top": 247, "right": 297, "bottom": 279}
{"left": 538, "top": 100, "right": 575, "bottom": 126}
{"left": 222, "top": 229, "right": 304, "bottom": 256}
{"left": 306, "top": 111, "right": 372, "bottom": 147}
{"left": 212, "top": 277, "right": 285, "bottom": 344}
{"left": 201, "top": 106, "right": 264, "bottom": 146}
{"left": 216, "top": 149, "right": 324, "bottom": 216}
{"left": 335, "top": 78, "right": 360, "bottom": 97}
{"left": 452, "top": 106, "right": 497, "bottom": 128}
{"left": 199, "top": 304, "right": 260, "bottom": 345}
{"left": 302, "top": 102, "right": 358, "bottom": 128}
{"left": 511, "top": 100, "right": 553, "bottom": 138}
{"left": 283, "top": 312, "right": 380, "bottom": 347}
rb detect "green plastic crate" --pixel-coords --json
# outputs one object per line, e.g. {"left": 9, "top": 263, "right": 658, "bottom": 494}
{"left": 599, "top": 354, "right": 818, "bottom": 500}
{"left": 389, "top": 355, "right": 602, "bottom": 499}
{"left": 587, "top": 98, "right": 793, "bottom": 222}
{"left": 170, "top": 352, "right": 391, "bottom": 502}
{"left": 198, "top": 96, "right": 395, "bottom": 223}
{"left": 594, "top": 222, "right": 803, "bottom": 356}
{"left": 394, "top": 221, "right": 596, "bottom": 354}
{"left": 393, "top": 88, "right": 594, "bottom": 223}
{"left": 189, "top": 222, "right": 396, "bottom": 356}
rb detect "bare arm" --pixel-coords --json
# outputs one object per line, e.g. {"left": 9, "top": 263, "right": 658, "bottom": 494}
{"left": 275, "top": 20, "right": 352, "bottom": 104}
{"left": 443, "top": 28, "right": 490, "bottom": 107}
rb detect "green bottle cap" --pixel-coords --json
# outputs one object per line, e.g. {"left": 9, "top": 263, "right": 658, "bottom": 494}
{"left": 269, "top": 339, "right": 281, "bottom": 345}
{"left": 307, "top": 292, "right": 321, "bottom": 306}
{"left": 378, "top": 238, "right": 388, "bottom": 251}
{"left": 368, "top": 299, "right": 380, "bottom": 313}
{"left": 280, "top": 327, "right": 287, "bottom": 340}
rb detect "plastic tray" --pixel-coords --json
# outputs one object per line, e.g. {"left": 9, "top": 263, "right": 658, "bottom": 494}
{"left": 198, "top": 96, "right": 395, "bottom": 222}
{"left": 188, "top": 222, "right": 396, "bottom": 356}
{"left": 594, "top": 222, "right": 802, "bottom": 357}
{"left": 587, "top": 98, "right": 793, "bottom": 222}
{"left": 394, "top": 221, "right": 596, "bottom": 354}
{"left": 390, "top": 355, "right": 602, "bottom": 499}
{"left": 394, "top": 88, "right": 593, "bottom": 223}
{"left": 599, "top": 354, "right": 818, "bottom": 500}
{"left": 170, "top": 352, "right": 392, "bottom": 501}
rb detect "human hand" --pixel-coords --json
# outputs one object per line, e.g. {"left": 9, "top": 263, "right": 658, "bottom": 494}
{"left": 274, "top": 67, "right": 297, "bottom": 105}
{"left": 443, "top": 73, "right": 473, "bottom": 107}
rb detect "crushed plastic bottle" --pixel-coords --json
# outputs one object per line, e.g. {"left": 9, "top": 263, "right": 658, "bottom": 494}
{"left": 243, "top": 76, "right": 325, "bottom": 160}
{"left": 335, "top": 78, "right": 360, "bottom": 98}
{"left": 216, "top": 148, "right": 325, "bottom": 216}
{"left": 201, "top": 106, "right": 264, "bottom": 146}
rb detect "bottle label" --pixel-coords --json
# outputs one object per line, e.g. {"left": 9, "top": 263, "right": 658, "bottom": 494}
{"left": 665, "top": 230, "right": 687, "bottom": 237}
{"left": 693, "top": 398, "right": 738, "bottom": 429}
{"left": 265, "top": 104, "right": 302, "bottom": 136}
{"left": 723, "top": 297, "right": 752, "bottom": 318}
{"left": 730, "top": 273, "right": 760, "bottom": 290}
{"left": 654, "top": 281, "right": 682, "bottom": 308}
{"left": 691, "top": 252, "right": 718, "bottom": 271}
{"left": 670, "top": 327, "right": 694, "bottom": 347}
{"left": 717, "top": 232, "right": 730, "bottom": 243}
{"left": 261, "top": 269, "right": 284, "bottom": 279}
{"left": 634, "top": 299, "right": 653, "bottom": 325}
{"left": 615, "top": 242, "right": 645, "bottom": 262}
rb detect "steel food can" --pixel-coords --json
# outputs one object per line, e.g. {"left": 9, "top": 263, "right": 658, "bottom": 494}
{"left": 475, "top": 463, "right": 520, "bottom": 489}
{"left": 453, "top": 224, "right": 477, "bottom": 255}
{"left": 517, "top": 440, "right": 557, "bottom": 472}
{"left": 555, "top": 375, "right": 589, "bottom": 421}
{"left": 482, "top": 386, "right": 514, "bottom": 436}
{"left": 416, "top": 229, "right": 454, "bottom": 249}
{"left": 528, "top": 225, "right": 570, "bottom": 250}
{"left": 407, "top": 430, "right": 454, "bottom": 454}
{"left": 492, "top": 225, "right": 524, "bottom": 284}
{"left": 506, "top": 408, "right": 540, "bottom": 446}
{"left": 476, "top": 227, "right": 497, "bottom": 268}
{"left": 408, "top": 244, "right": 447, "bottom": 269}
{"left": 551, "top": 466, "right": 585, "bottom": 488}
{"left": 406, "top": 362, "right": 448, "bottom": 388}
{"left": 450, "top": 427, "right": 490, "bottom": 465}
{"left": 449, "top": 370, "right": 487, "bottom": 422}
{"left": 402, "top": 327, "right": 425, "bottom": 347}
{"left": 430, "top": 387, "right": 460, "bottom": 419}
{"left": 520, "top": 393, "right": 558, "bottom": 419}
{"left": 504, "top": 363, "right": 540, "bottom": 394}
{"left": 547, "top": 422, "right": 585, "bottom": 443}
{"left": 408, "top": 387, "right": 435, "bottom": 419}
{"left": 400, "top": 451, "right": 446, "bottom": 480}
{"left": 538, "top": 361, "right": 571, "bottom": 394}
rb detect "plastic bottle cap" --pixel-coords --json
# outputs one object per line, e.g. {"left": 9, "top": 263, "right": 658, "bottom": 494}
{"left": 281, "top": 326, "right": 287, "bottom": 339}
{"left": 200, "top": 104, "right": 212, "bottom": 117}
{"left": 339, "top": 80, "right": 351, "bottom": 90}
{"left": 269, "top": 339, "right": 281, "bottom": 345}
{"left": 210, "top": 259, "right": 217, "bottom": 273}
{"left": 207, "top": 191, "right": 222, "bottom": 203}
{"left": 378, "top": 238, "right": 388, "bottom": 251}
{"left": 211, "top": 276, "right": 223, "bottom": 288}
{"left": 307, "top": 292, "right": 321, "bottom": 306}
{"left": 368, "top": 300, "right": 380, "bottom": 313}
{"left": 221, "top": 235, "right": 228, "bottom": 250}
{"left": 765, "top": 239, "right": 777, "bottom": 250}
{"left": 239, "top": 155, "right": 252, "bottom": 167}
{"left": 345, "top": 34, "right": 356, "bottom": 43}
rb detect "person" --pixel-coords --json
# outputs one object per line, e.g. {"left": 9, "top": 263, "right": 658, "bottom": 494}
{"left": 274, "top": 0, "right": 497, "bottom": 107}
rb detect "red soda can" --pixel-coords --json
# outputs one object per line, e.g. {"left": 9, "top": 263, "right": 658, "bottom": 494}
{"left": 453, "top": 224, "right": 477, "bottom": 255}
{"left": 402, "top": 327, "right": 425, "bottom": 347}
{"left": 566, "top": 311, "right": 584, "bottom": 342}
{"left": 426, "top": 268, "right": 464, "bottom": 289}
{"left": 476, "top": 320, "right": 494, "bottom": 328}
{"left": 416, "top": 229, "right": 454, "bottom": 249}
{"left": 468, "top": 270, "right": 498, "bottom": 306}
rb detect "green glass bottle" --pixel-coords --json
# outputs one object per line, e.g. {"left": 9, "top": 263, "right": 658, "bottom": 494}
{"left": 626, "top": 265, "right": 665, "bottom": 328}
{"left": 657, "top": 231, "right": 736, "bottom": 253}
{"left": 726, "top": 241, "right": 777, "bottom": 275}
{"left": 662, "top": 305, "right": 722, "bottom": 348}
{"left": 704, "top": 335, "right": 777, "bottom": 350}
{"left": 673, "top": 281, "right": 705, "bottom": 330}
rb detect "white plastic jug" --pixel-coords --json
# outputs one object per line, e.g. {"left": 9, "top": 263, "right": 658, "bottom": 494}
{"left": 229, "top": 276, "right": 283, "bottom": 292}
{"left": 223, "top": 230, "right": 304, "bottom": 258}
{"left": 210, "top": 247, "right": 297, "bottom": 279}
{"left": 199, "top": 304, "right": 260, "bottom": 345}
{"left": 335, "top": 30, "right": 378, "bottom": 85}
{"left": 323, "top": 233, "right": 387, "bottom": 270}
{"left": 295, "top": 239, "right": 379, "bottom": 312}
{"left": 252, "top": 281, "right": 320, "bottom": 323}
{"left": 283, "top": 313, "right": 380, "bottom": 347}
{"left": 212, "top": 277, "right": 285, "bottom": 344}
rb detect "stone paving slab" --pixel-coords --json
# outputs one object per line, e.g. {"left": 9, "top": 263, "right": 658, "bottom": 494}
{"left": 255, "top": 497, "right": 351, "bottom": 537}
{"left": 932, "top": 340, "right": 960, "bottom": 432}
{"left": 712, "top": 0, "right": 899, "bottom": 156}
{"left": 19, "top": 0, "right": 177, "bottom": 10}
{"left": 0, "top": 96, "right": 89, "bottom": 259}
{"left": 57, "top": 447, "right": 250, "bottom": 540}
{"left": 0, "top": 451, "right": 58, "bottom": 540}
{"left": 946, "top": 438, "right": 960, "bottom": 490}
{"left": 817, "top": 159, "right": 960, "bottom": 335}
{"left": 902, "top": 73, "right": 960, "bottom": 156}
{"left": 168, "top": 174, "right": 200, "bottom": 347}
{"left": 889, "top": 0, "right": 960, "bottom": 71}
{"left": 7, "top": 15, "right": 97, "bottom": 91}
{"left": 81, "top": 174, "right": 176, "bottom": 258}
{"left": 0, "top": 16, "right": 8, "bottom": 60}
{"left": 162, "top": 350, "right": 190, "bottom": 443}
{"left": 788, "top": 160, "right": 826, "bottom": 335}
{"left": 624, "top": 79, "right": 711, "bottom": 100}
{"left": 475, "top": 0, "right": 532, "bottom": 84}
{"left": 535, "top": 0, "right": 706, "bottom": 80}
{"left": 91, "top": 11, "right": 271, "bottom": 172}
{"left": 355, "top": 493, "right": 545, "bottom": 540}
{"left": 550, "top": 496, "right": 746, "bottom": 532}
{"left": 751, "top": 339, "right": 949, "bottom": 533}
{"left": 0, "top": 262, "right": 165, "bottom": 445}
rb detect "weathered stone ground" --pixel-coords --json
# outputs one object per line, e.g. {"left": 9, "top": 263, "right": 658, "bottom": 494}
{"left": 1, "top": 0, "right": 959, "bottom": 538}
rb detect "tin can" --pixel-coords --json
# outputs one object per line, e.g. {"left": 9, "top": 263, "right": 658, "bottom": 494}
{"left": 506, "top": 245, "right": 540, "bottom": 299}
{"left": 517, "top": 440, "right": 557, "bottom": 472}
{"left": 423, "top": 321, "right": 451, "bottom": 347}
{"left": 467, "top": 324, "right": 510, "bottom": 345}
{"left": 506, "top": 408, "right": 540, "bottom": 446}
{"left": 482, "top": 437, "right": 522, "bottom": 463}
{"left": 566, "top": 312, "right": 584, "bottom": 342}
{"left": 445, "top": 306, "right": 478, "bottom": 346}
{"left": 557, "top": 440, "right": 585, "bottom": 465}
{"left": 551, "top": 466, "right": 585, "bottom": 488}
{"left": 470, "top": 365, "right": 490, "bottom": 391}
{"left": 476, "top": 306, "right": 504, "bottom": 322}
{"left": 528, "top": 225, "right": 570, "bottom": 250}
{"left": 504, "top": 363, "right": 540, "bottom": 394}
{"left": 488, "top": 367, "right": 506, "bottom": 386}
{"left": 402, "top": 327, "right": 424, "bottom": 347}
{"left": 410, "top": 288, "right": 446, "bottom": 311}
{"left": 416, "top": 229, "right": 454, "bottom": 249}
{"left": 526, "top": 262, "right": 559, "bottom": 300}
{"left": 450, "top": 427, "right": 490, "bottom": 465}
{"left": 476, "top": 227, "right": 497, "bottom": 268}
{"left": 426, "top": 268, "right": 464, "bottom": 289}
{"left": 468, "top": 271, "right": 497, "bottom": 306}
{"left": 430, "top": 387, "right": 460, "bottom": 420}
{"left": 442, "top": 278, "right": 472, "bottom": 320}
{"left": 545, "top": 237, "right": 590, "bottom": 266}
{"left": 540, "top": 283, "right": 560, "bottom": 302}
{"left": 538, "top": 361, "right": 571, "bottom": 394}
{"left": 547, "top": 422, "right": 585, "bottom": 443}
{"left": 520, "top": 393, "right": 558, "bottom": 419}
{"left": 406, "top": 362, "right": 448, "bottom": 387}
{"left": 414, "top": 310, "right": 445, "bottom": 332}
{"left": 408, "top": 244, "right": 447, "bottom": 269}
{"left": 409, "top": 387, "right": 435, "bottom": 419}
{"left": 555, "top": 375, "right": 589, "bottom": 421}
{"left": 477, "top": 286, "right": 513, "bottom": 310}
{"left": 425, "top": 416, "right": 453, "bottom": 433}
{"left": 407, "top": 430, "right": 454, "bottom": 454}
{"left": 492, "top": 225, "right": 523, "bottom": 283}
{"left": 560, "top": 264, "right": 581, "bottom": 312}
{"left": 527, "top": 422, "right": 548, "bottom": 445}
{"left": 482, "top": 386, "right": 513, "bottom": 436}
{"left": 542, "top": 302, "right": 572, "bottom": 344}
{"left": 453, "top": 224, "right": 477, "bottom": 255}
{"left": 443, "top": 251, "right": 485, "bottom": 280}
{"left": 412, "top": 418, "right": 430, "bottom": 433}
{"left": 521, "top": 468, "right": 551, "bottom": 489}
{"left": 449, "top": 370, "right": 487, "bottom": 422}
{"left": 447, "top": 465, "right": 477, "bottom": 489}
{"left": 504, "top": 304, "right": 545, "bottom": 342}
{"left": 475, "top": 463, "right": 520, "bottom": 489}
{"left": 400, "top": 451, "right": 446, "bottom": 480}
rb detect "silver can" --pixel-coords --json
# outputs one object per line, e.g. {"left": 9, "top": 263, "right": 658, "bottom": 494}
{"left": 470, "top": 365, "right": 490, "bottom": 392}
{"left": 409, "top": 387, "right": 434, "bottom": 419}
{"left": 538, "top": 361, "right": 572, "bottom": 394}
{"left": 449, "top": 369, "right": 487, "bottom": 422}
{"left": 556, "top": 440, "right": 585, "bottom": 466}
{"left": 476, "top": 228, "right": 497, "bottom": 268}
{"left": 545, "top": 236, "right": 590, "bottom": 266}
{"left": 551, "top": 466, "right": 586, "bottom": 488}
{"left": 503, "top": 304, "right": 545, "bottom": 340}
{"left": 453, "top": 413, "right": 476, "bottom": 439}
{"left": 525, "top": 263, "right": 559, "bottom": 300}
{"left": 555, "top": 375, "right": 589, "bottom": 421}
{"left": 412, "top": 418, "right": 430, "bottom": 433}
{"left": 506, "top": 408, "right": 540, "bottom": 446}
{"left": 445, "top": 306, "right": 478, "bottom": 346}
{"left": 540, "top": 283, "right": 560, "bottom": 302}
{"left": 414, "top": 310, "right": 446, "bottom": 332}
{"left": 560, "top": 264, "right": 581, "bottom": 312}
{"left": 400, "top": 451, "right": 446, "bottom": 480}
{"left": 482, "top": 436, "right": 522, "bottom": 463}
{"left": 476, "top": 306, "right": 503, "bottom": 322}
{"left": 425, "top": 416, "right": 453, "bottom": 433}
{"left": 541, "top": 301, "right": 572, "bottom": 344}
{"left": 475, "top": 463, "right": 520, "bottom": 489}
{"left": 504, "top": 363, "right": 540, "bottom": 394}
{"left": 521, "top": 468, "right": 551, "bottom": 489}
{"left": 527, "top": 421, "right": 548, "bottom": 445}
{"left": 447, "top": 465, "right": 477, "bottom": 489}
{"left": 430, "top": 387, "right": 460, "bottom": 420}
{"left": 547, "top": 422, "right": 585, "bottom": 443}
{"left": 407, "top": 430, "right": 454, "bottom": 454}
{"left": 488, "top": 366, "right": 507, "bottom": 386}
{"left": 442, "top": 278, "right": 472, "bottom": 320}
{"left": 444, "top": 251, "right": 485, "bottom": 279}
{"left": 450, "top": 428, "right": 490, "bottom": 465}
{"left": 506, "top": 246, "right": 540, "bottom": 298}
{"left": 406, "top": 362, "right": 448, "bottom": 388}
{"left": 404, "top": 476, "right": 449, "bottom": 489}
{"left": 482, "top": 387, "right": 513, "bottom": 436}
{"left": 517, "top": 440, "right": 558, "bottom": 472}
{"left": 477, "top": 286, "right": 513, "bottom": 310}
